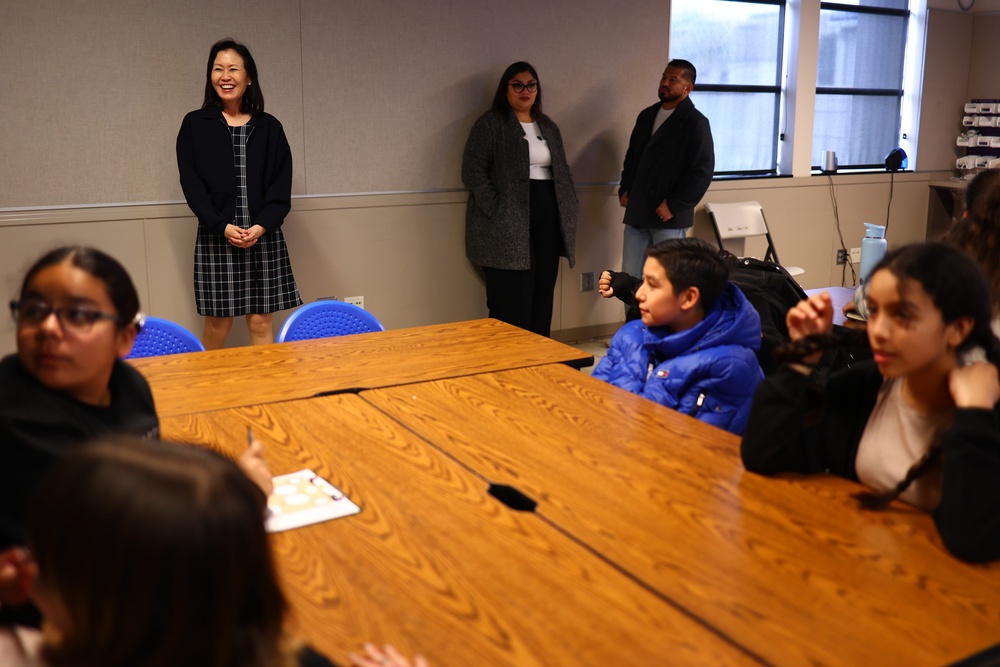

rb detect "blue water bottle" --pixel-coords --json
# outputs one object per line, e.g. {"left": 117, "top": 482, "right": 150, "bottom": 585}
{"left": 859, "top": 222, "right": 887, "bottom": 287}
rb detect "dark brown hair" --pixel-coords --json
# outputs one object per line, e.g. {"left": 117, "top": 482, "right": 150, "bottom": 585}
{"left": 667, "top": 58, "right": 697, "bottom": 86}
{"left": 777, "top": 242, "right": 1000, "bottom": 509}
{"left": 20, "top": 246, "right": 139, "bottom": 329}
{"left": 646, "top": 237, "right": 729, "bottom": 312}
{"left": 202, "top": 38, "right": 265, "bottom": 115}
{"left": 489, "top": 61, "right": 549, "bottom": 125}
{"left": 27, "top": 438, "right": 293, "bottom": 667}
{"left": 942, "top": 168, "right": 1000, "bottom": 320}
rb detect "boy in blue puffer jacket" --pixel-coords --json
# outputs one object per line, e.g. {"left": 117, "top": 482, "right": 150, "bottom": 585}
{"left": 593, "top": 238, "right": 763, "bottom": 434}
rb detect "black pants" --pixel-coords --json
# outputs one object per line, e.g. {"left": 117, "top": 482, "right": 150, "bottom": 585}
{"left": 483, "top": 179, "right": 563, "bottom": 337}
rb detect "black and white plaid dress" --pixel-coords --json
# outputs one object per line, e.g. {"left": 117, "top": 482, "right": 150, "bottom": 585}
{"left": 194, "top": 123, "right": 302, "bottom": 317}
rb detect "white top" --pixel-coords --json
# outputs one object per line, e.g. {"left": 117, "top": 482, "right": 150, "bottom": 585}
{"left": 0, "top": 626, "right": 44, "bottom": 667}
{"left": 521, "top": 122, "right": 553, "bottom": 180}
{"left": 652, "top": 106, "right": 675, "bottom": 136}
{"left": 855, "top": 378, "right": 949, "bottom": 510}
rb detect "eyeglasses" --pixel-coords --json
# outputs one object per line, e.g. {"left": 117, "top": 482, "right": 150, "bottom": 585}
{"left": 10, "top": 300, "right": 122, "bottom": 333}
{"left": 508, "top": 81, "right": 538, "bottom": 94}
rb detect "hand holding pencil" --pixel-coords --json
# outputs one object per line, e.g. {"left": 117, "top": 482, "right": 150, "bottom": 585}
{"left": 238, "top": 427, "right": 274, "bottom": 497}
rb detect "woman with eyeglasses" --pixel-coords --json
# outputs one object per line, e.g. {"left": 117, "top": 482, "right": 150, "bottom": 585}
{"left": 0, "top": 246, "right": 158, "bottom": 626}
{"left": 461, "top": 61, "right": 578, "bottom": 337}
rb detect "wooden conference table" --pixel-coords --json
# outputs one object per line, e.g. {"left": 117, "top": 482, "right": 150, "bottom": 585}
{"left": 161, "top": 395, "right": 754, "bottom": 666}
{"left": 364, "top": 364, "right": 1000, "bottom": 667}
{"left": 144, "top": 320, "right": 1000, "bottom": 666}
{"left": 130, "top": 318, "right": 592, "bottom": 417}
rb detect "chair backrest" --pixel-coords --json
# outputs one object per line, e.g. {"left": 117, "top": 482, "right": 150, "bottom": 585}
{"left": 276, "top": 301, "right": 385, "bottom": 343}
{"left": 727, "top": 256, "right": 808, "bottom": 375}
{"left": 126, "top": 316, "right": 205, "bottom": 359}
{"left": 704, "top": 200, "right": 781, "bottom": 265}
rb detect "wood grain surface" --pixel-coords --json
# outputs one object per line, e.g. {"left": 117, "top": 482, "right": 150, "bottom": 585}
{"left": 130, "top": 319, "right": 592, "bottom": 418}
{"left": 362, "top": 364, "right": 1000, "bottom": 667}
{"left": 160, "top": 394, "right": 759, "bottom": 667}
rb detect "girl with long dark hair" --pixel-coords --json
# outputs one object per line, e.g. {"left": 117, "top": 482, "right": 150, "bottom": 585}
{"left": 742, "top": 243, "right": 1000, "bottom": 563}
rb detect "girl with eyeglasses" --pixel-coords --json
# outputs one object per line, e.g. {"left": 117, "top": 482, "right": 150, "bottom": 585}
{"left": 0, "top": 248, "right": 423, "bottom": 667}
{"left": 0, "top": 246, "right": 158, "bottom": 626}
{"left": 461, "top": 61, "right": 578, "bottom": 337}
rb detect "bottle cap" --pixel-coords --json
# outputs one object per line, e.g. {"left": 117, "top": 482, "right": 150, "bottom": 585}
{"left": 863, "top": 222, "right": 886, "bottom": 238}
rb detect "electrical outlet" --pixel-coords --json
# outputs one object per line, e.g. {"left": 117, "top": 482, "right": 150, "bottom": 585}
{"left": 345, "top": 295, "right": 364, "bottom": 309}
{"left": 580, "top": 271, "right": 596, "bottom": 292}
{"left": 850, "top": 247, "right": 862, "bottom": 264}
{"left": 836, "top": 249, "right": 848, "bottom": 265}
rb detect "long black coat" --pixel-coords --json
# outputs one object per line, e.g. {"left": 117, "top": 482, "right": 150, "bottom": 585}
{"left": 461, "top": 109, "right": 578, "bottom": 270}
{"left": 619, "top": 97, "right": 714, "bottom": 230}
{"left": 176, "top": 108, "right": 292, "bottom": 235}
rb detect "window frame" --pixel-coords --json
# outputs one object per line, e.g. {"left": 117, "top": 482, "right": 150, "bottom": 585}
{"left": 812, "top": 1, "right": 910, "bottom": 170}
{"left": 670, "top": 0, "right": 787, "bottom": 178}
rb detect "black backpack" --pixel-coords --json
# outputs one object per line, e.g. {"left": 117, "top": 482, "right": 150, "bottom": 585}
{"left": 726, "top": 256, "right": 807, "bottom": 375}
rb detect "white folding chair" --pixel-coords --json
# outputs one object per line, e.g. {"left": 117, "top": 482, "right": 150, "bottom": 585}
{"left": 704, "top": 200, "right": 804, "bottom": 277}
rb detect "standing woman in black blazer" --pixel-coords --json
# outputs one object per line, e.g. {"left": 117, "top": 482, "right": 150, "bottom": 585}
{"left": 461, "top": 61, "right": 578, "bottom": 337}
{"left": 177, "top": 39, "right": 302, "bottom": 349}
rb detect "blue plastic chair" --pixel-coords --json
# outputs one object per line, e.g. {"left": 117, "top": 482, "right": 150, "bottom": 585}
{"left": 126, "top": 316, "right": 206, "bottom": 359}
{"left": 277, "top": 301, "right": 385, "bottom": 343}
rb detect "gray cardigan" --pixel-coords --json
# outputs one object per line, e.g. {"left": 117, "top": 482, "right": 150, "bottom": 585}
{"left": 461, "top": 110, "right": 578, "bottom": 270}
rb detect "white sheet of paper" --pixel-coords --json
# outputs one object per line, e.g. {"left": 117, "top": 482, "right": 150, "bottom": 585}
{"left": 265, "top": 469, "right": 360, "bottom": 533}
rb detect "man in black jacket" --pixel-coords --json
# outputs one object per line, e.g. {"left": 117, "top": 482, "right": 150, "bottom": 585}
{"left": 618, "top": 59, "right": 714, "bottom": 319}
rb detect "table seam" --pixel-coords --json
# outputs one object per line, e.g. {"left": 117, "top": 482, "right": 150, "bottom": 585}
{"left": 357, "top": 391, "right": 773, "bottom": 667}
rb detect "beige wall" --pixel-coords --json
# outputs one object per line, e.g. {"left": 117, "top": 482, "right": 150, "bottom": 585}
{"left": 0, "top": 0, "right": 664, "bottom": 207}
{"left": 0, "top": 170, "right": 945, "bottom": 357}
{"left": 0, "top": 0, "right": 307, "bottom": 206}
{"left": 917, "top": 9, "right": 974, "bottom": 171}
{"left": 928, "top": 0, "right": 1000, "bottom": 12}
{"left": 969, "top": 13, "right": 1000, "bottom": 97}
{"left": 0, "top": 2, "right": 992, "bottom": 355}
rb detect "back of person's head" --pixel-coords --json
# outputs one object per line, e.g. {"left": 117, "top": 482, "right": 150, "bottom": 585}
{"left": 27, "top": 438, "right": 289, "bottom": 667}
{"left": 646, "top": 238, "right": 728, "bottom": 312}
{"left": 667, "top": 59, "right": 697, "bottom": 85}
{"left": 490, "top": 61, "right": 544, "bottom": 122}
{"left": 202, "top": 37, "right": 265, "bottom": 115}
{"left": 879, "top": 242, "right": 999, "bottom": 363}
{"left": 20, "top": 246, "right": 140, "bottom": 329}
{"left": 943, "top": 170, "right": 1000, "bottom": 319}
{"left": 962, "top": 168, "right": 1000, "bottom": 218}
